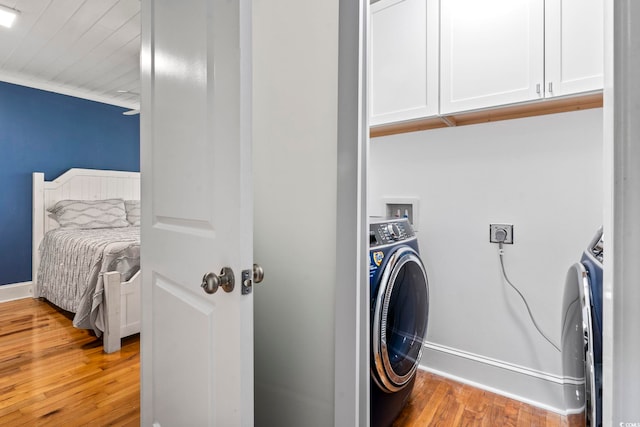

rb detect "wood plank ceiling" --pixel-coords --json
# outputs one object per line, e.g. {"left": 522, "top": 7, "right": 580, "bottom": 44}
{"left": 0, "top": 0, "right": 140, "bottom": 109}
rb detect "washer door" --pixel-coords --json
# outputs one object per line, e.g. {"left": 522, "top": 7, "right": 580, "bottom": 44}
{"left": 561, "top": 262, "right": 597, "bottom": 425}
{"left": 372, "top": 246, "right": 429, "bottom": 393}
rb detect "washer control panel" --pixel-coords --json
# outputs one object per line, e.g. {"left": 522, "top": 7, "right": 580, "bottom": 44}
{"left": 370, "top": 218, "right": 415, "bottom": 247}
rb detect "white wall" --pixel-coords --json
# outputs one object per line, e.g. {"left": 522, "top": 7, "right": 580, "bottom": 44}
{"left": 369, "top": 108, "right": 603, "bottom": 412}
{"left": 252, "top": 0, "right": 339, "bottom": 426}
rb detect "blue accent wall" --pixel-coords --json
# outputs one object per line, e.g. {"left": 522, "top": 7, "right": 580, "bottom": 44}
{"left": 0, "top": 81, "right": 140, "bottom": 285}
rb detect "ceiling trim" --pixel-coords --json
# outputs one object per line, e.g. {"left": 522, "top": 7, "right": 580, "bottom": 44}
{"left": 0, "top": 70, "right": 139, "bottom": 110}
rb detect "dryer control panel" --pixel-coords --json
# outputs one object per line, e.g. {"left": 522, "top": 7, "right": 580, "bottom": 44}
{"left": 587, "top": 227, "right": 603, "bottom": 264}
{"left": 370, "top": 218, "right": 415, "bottom": 247}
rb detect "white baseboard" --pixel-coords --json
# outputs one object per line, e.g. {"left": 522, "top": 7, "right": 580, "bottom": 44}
{"left": 0, "top": 281, "right": 34, "bottom": 303}
{"left": 421, "top": 341, "right": 574, "bottom": 415}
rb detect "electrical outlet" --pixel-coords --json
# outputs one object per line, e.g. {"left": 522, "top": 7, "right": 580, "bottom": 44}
{"left": 490, "top": 224, "right": 514, "bottom": 244}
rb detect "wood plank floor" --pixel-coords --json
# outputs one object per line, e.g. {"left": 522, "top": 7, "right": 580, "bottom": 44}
{"left": 1, "top": 298, "right": 582, "bottom": 426}
{"left": 394, "top": 370, "right": 584, "bottom": 427}
{"left": 0, "top": 298, "right": 139, "bottom": 426}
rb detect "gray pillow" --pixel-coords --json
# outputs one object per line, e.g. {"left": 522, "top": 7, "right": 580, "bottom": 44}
{"left": 125, "top": 200, "right": 141, "bottom": 226}
{"left": 48, "top": 199, "right": 129, "bottom": 229}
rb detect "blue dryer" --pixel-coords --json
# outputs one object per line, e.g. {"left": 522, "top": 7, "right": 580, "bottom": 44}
{"left": 561, "top": 228, "right": 603, "bottom": 427}
{"left": 369, "top": 218, "right": 429, "bottom": 427}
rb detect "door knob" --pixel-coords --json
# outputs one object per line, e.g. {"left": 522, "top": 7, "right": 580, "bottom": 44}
{"left": 201, "top": 267, "right": 235, "bottom": 294}
{"left": 241, "top": 264, "right": 265, "bottom": 295}
{"left": 253, "top": 264, "right": 264, "bottom": 283}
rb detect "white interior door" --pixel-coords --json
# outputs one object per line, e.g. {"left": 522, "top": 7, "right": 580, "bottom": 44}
{"left": 140, "top": 0, "right": 253, "bottom": 426}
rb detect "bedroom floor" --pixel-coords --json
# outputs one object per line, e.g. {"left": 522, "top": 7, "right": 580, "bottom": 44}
{"left": 0, "top": 298, "right": 579, "bottom": 426}
{"left": 0, "top": 298, "right": 139, "bottom": 426}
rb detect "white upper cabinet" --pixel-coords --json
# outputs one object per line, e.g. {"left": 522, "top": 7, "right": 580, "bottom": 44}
{"left": 370, "top": 0, "right": 439, "bottom": 126}
{"left": 440, "top": 0, "right": 544, "bottom": 115}
{"left": 371, "top": 0, "right": 604, "bottom": 124}
{"left": 440, "top": 0, "right": 603, "bottom": 115}
{"left": 544, "top": 0, "right": 604, "bottom": 97}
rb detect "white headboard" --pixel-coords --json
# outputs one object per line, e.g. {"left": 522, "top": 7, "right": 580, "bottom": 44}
{"left": 32, "top": 168, "right": 141, "bottom": 296}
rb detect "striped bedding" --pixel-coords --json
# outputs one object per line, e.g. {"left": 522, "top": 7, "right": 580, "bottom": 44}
{"left": 37, "top": 227, "right": 140, "bottom": 336}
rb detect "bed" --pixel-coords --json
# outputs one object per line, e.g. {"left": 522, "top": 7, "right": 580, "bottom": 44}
{"left": 32, "top": 168, "right": 141, "bottom": 353}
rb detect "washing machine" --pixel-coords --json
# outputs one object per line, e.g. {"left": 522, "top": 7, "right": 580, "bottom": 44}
{"left": 561, "top": 227, "right": 603, "bottom": 426}
{"left": 369, "top": 218, "right": 429, "bottom": 427}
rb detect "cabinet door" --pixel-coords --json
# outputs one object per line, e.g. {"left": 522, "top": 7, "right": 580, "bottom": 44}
{"left": 544, "top": 0, "right": 603, "bottom": 97}
{"left": 440, "top": 0, "right": 544, "bottom": 114}
{"left": 370, "top": 0, "right": 439, "bottom": 126}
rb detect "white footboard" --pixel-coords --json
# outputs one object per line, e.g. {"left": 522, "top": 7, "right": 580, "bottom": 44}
{"left": 103, "top": 270, "right": 142, "bottom": 353}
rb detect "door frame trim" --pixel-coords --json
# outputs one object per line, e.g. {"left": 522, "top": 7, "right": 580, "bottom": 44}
{"left": 334, "top": 0, "right": 369, "bottom": 425}
{"left": 603, "top": 0, "right": 640, "bottom": 423}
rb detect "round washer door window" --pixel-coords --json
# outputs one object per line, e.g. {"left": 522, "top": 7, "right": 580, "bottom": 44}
{"left": 372, "top": 246, "right": 429, "bottom": 393}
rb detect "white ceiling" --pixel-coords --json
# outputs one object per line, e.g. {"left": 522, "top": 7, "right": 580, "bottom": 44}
{"left": 0, "top": 0, "right": 140, "bottom": 110}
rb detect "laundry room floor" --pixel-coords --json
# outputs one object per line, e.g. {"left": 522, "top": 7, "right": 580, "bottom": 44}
{"left": 393, "top": 370, "right": 583, "bottom": 426}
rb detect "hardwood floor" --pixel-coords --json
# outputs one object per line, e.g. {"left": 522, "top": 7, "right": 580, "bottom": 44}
{"left": 0, "top": 298, "right": 139, "bottom": 426}
{"left": 0, "top": 298, "right": 583, "bottom": 426}
{"left": 393, "top": 370, "right": 584, "bottom": 427}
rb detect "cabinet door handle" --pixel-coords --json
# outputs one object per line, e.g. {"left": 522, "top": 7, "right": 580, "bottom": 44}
{"left": 536, "top": 83, "right": 541, "bottom": 95}
{"left": 548, "top": 82, "right": 553, "bottom": 93}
